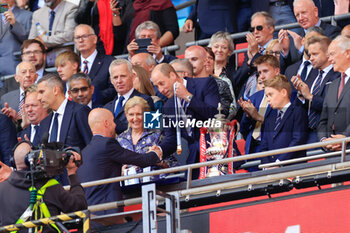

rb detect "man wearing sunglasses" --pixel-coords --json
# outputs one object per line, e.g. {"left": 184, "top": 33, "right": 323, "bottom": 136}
{"left": 68, "top": 73, "right": 101, "bottom": 109}
{"left": 235, "top": 11, "right": 275, "bottom": 103}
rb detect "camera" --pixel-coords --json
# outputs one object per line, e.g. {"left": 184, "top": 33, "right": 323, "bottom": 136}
{"left": 25, "top": 140, "right": 81, "bottom": 180}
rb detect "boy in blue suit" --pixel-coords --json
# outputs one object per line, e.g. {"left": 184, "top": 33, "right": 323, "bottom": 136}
{"left": 260, "top": 75, "right": 308, "bottom": 165}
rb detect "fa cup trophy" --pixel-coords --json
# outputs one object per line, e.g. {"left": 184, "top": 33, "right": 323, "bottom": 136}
{"left": 199, "top": 104, "right": 238, "bottom": 179}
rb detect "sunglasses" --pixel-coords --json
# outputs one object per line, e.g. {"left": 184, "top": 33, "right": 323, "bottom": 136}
{"left": 70, "top": 86, "right": 89, "bottom": 94}
{"left": 249, "top": 25, "right": 264, "bottom": 32}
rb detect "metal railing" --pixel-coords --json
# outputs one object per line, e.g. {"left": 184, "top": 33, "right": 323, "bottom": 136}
{"left": 67, "top": 137, "right": 350, "bottom": 215}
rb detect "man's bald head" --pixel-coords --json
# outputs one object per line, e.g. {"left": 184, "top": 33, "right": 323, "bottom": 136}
{"left": 342, "top": 25, "right": 350, "bottom": 38}
{"left": 131, "top": 53, "right": 156, "bottom": 76}
{"left": 88, "top": 108, "right": 116, "bottom": 138}
{"left": 14, "top": 142, "right": 32, "bottom": 170}
{"left": 185, "top": 45, "right": 208, "bottom": 77}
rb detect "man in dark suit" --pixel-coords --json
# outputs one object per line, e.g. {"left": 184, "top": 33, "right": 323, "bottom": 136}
{"left": 318, "top": 35, "right": 350, "bottom": 151}
{"left": 104, "top": 59, "right": 154, "bottom": 134}
{"left": 78, "top": 108, "right": 162, "bottom": 215}
{"left": 127, "top": 21, "right": 176, "bottom": 64}
{"left": 68, "top": 73, "right": 101, "bottom": 109}
{"left": 151, "top": 63, "right": 219, "bottom": 166}
{"left": 74, "top": 24, "right": 115, "bottom": 104}
{"left": 0, "top": 114, "right": 17, "bottom": 165}
{"left": 18, "top": 86, "right": 49, "bottom": 145}
{"left": 0, "top": 0, "right": 32, "bottom": 77}
{"left": 261, "top": 75, "right": 308, "bottom": 165}
{"left": 239, "top": 55, "right": 280, "bottom": 157}
{"left": 291, "top": 36, "right": 340, "bottom": 144}
{"left": 279, "top": 0, "right": 341, "bottom": 68}
{"left": 182, "top": 0, "right": 237, "bottom": 40}
{"left": 1, "top": 62, "right": 37, "bottom": 115}
{"left": 36, "top": 73, "right": 92, "bottom": 150}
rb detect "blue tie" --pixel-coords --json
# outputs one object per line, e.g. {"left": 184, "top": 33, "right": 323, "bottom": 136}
{"left": 300, "top": 60, "right": 311, "bottom": 81}
{"left": 274, "top": 110, "right": 283, "bottom": 133}
{"left": 49, "top": 113, "right": 59, "bottom": 142}
{"left": 33, "top": 125, "right": 40, "bottom": 146}
{"left": 49, "top": 11, "right": 55, "bottom": 36}
{"left": 114, "top": 96, "right": 125, "bottom": 117}
{"left": 308, "top": 70, "right": 324, "bottom": 129}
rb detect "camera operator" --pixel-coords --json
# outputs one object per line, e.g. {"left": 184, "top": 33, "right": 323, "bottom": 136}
{"left": 0, "top": 141, "right": 87, "bottom": 232}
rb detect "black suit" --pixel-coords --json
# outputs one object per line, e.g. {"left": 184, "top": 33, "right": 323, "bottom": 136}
{"left": 318, "top": 75, "right": 350, "bottom": 139}
{"left": 18, "top": 124, "right": 41, "bottom": 146}
{"left": 104, "top": 89, "right": 154, "bottom": 134}
{"left": 87, "top": 52, "right": 116, "bottom": 104}
{"left": 160, "top": 77, "right": 219, "bottom": 165}
{"left": 281, "top": 21, "right": 341, "bottom": 71}
{"left": 284, "top": 60, "right": 318, "bottom": 86}
{"left": 0, "top": 114, "right": 17, "bottom": 165}
{"left": 303, "top": 68, "right": 340, "bottom": 131}
{"left": 78, "top": 135, "right": 160, "bottom": 215}
{"left": 38, "top": 100, "right": 92, "bottom": 150}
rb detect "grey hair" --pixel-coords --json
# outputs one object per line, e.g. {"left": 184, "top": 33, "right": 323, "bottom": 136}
{"left": 208, "top": 31, "right": 235, "bottom": 52}
{"left": 293, "top": 0, "right": 315, "bottom": 7}
{"left": 109, "top": 59, "right": 133, "bottom": 75}
{"left": 306, "top": 26, "right": 324, "bottom": 36}
{"left": 170, "top": 58, "right": 194, "bottom": 77}
{"left": 333, "top": 35, "right": 350, "bottom": 53}
{"left": 74, "top": 24, "right": 96, "bottom": 35}
{"left": 135, "top": 21, "right": 161, "bottom": 39}
{"left": 144, "top": 53, "right": 157, "bottom": 67}
{"left": 67, "top": 73, "right": 92, "bottom": 90}
{"left": 251, "top": 11, "right": 275, "bottom": 28}
{"left": 37, "top": 73, "right": 64, "bottom": 93}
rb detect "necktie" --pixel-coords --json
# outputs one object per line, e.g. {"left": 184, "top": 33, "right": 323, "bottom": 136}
{"left": 49, "top": 10, "right": 55, "bottom": 36}
{"left": 114, "top": 96, "right": 124, "bottom": 117}
{"left": 300, "top": 60, "right": 311, "bottom": 81}
{"left": 308, "top": 70, "right": 324, "bottom": 129}
{"left": 252, "top": 95, "right": 269, "bottom": 139}
{"left": 274, "top": 110, "right": 283, "bottom": 132}
{"left": 49, "top": 113, "right": 59, "bottom": 142}
{"left": 18, "top": 92, "right": 25, "bottom": 117}
{"left": 244, "top": 73, "right": 257, "bottom": 100}
{"left": 258, "top": 46, "right": 265, "bottom": 54}
{"left": 338, "top": 73, "right": 346, "bottom": 100}
{"left": 83, "top": 60, "right": 89, "bottom": 74}
{"left": 33, "top": 125, "right": 40, "bottom": 146}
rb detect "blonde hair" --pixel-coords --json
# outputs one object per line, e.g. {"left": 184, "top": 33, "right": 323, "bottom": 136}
{"left": 133, "top": 65, "right": 155, "bottom": 96}
{"left": 124, "top": 96, "right": 150, "bottom": 115}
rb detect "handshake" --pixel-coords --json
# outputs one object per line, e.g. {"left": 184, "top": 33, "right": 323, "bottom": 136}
{"left": 148, "top": 145, "right": 169, "bottom": 168}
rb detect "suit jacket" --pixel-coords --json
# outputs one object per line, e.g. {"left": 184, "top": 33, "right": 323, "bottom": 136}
{"left": 318, "top": 77, "right": 350, "bottom": 139}
{"left": 251, "top": 0, "right": 293, "bottom": 13}
{"left": 88, "top": 52, "right": 116, "bottom": 104}
{"left": 0, "top": 114, "right": 17, "bottom": 165}
{"left": 29, "top": 1, "right": 78, "bottom": 48}
{"left": 0, "top": 89, "right": 20, "bottom": 111}
{"left": 240, "top": 90, "right": 273, "bottom": 155}
{"left": 302, "top": 68, "right": 340, "bottom": 130}
{"left": 160, "top": 77, "right": 219, "bottom": 163}
{"left": 0, "top": 7, "right": 32, "bottom": 76}
{"left": 260, "top": 104, "right": 308, "bottom": 164}
{"left": 104, "top": 89, "right": 155, "bottom": 134}
{"left": 38, "top": 101, "right": 92, "bottom": 150}
{"left": 187, "top": 0, "right": 237, "bottom": 39}
{"left": 282, "top": 22, "right": 341, "bottom": 69}
{"left": 284, "top": 60, "right": 318, "bottom": 91}
{"left": 18, "top": 124, "right": 42, "bottom": 146}
{"left": 78, "top": 135, "right": 160, "bottom": 215}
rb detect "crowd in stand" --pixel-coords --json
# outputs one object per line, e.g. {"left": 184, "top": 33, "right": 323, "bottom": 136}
{"left": 0, "top": 0, "right": 350, "bottom": 220}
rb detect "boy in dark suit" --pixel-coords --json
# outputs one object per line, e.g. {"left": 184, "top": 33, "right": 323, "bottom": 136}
{"left": 260, "top": 75, "right": 308, "bottom": 165}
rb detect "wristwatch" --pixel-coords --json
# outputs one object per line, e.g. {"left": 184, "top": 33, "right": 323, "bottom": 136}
{"left": 186, "top": 94, "right": 193, "bottom": 102}
{"left": 113, "top": 13, "right": 119, "bottom": 17}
